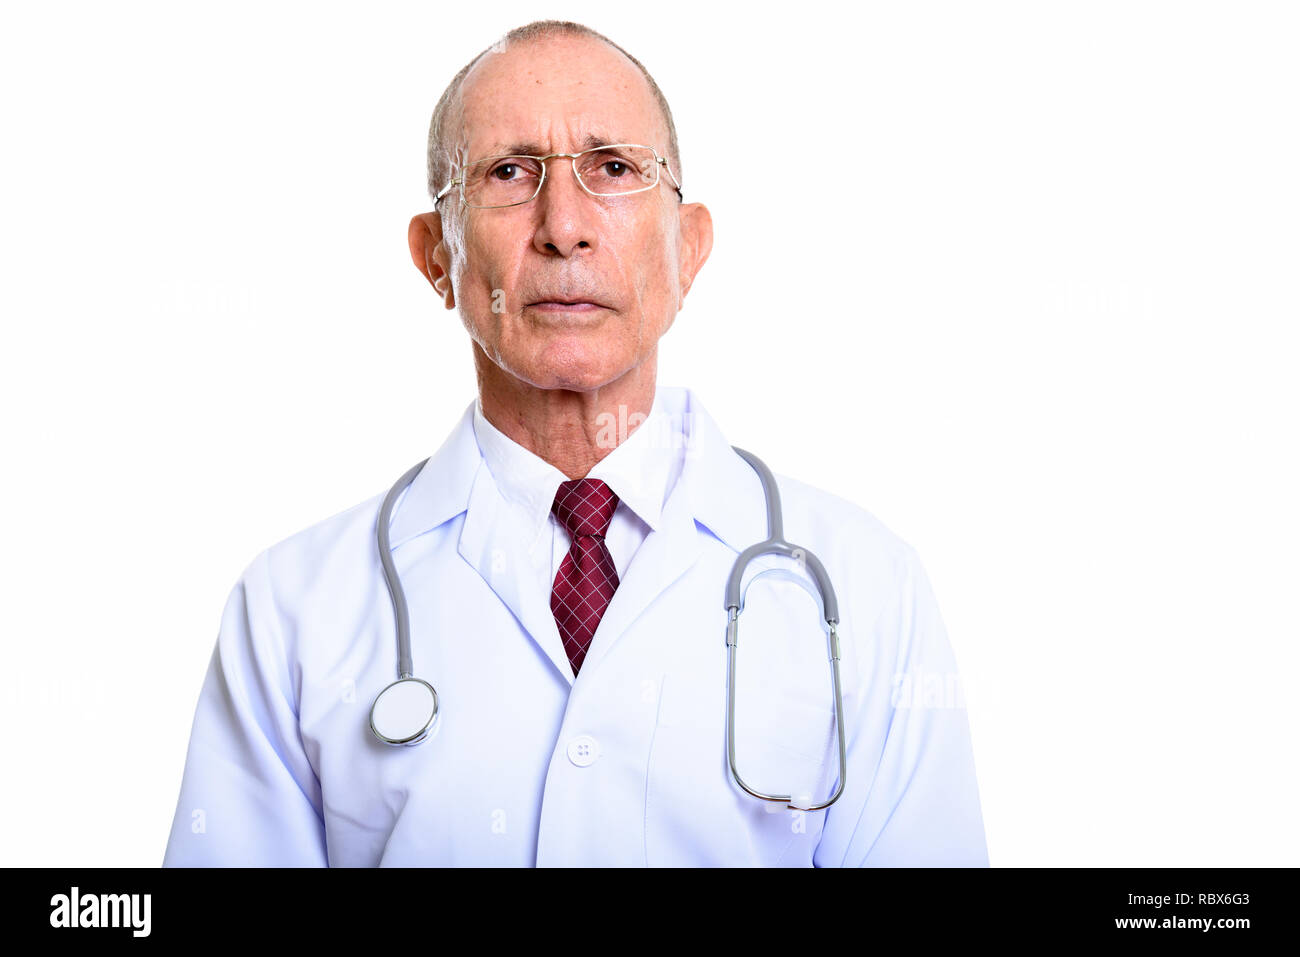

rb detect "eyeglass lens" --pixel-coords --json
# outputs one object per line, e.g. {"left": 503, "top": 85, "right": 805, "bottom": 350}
{"left": 462, "top": 145, "right": 660, "bottom": 207}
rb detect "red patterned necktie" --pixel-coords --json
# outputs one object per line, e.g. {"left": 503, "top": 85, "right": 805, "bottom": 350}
{"left": 550, "top": 478, "right": 621, "bottom": 676}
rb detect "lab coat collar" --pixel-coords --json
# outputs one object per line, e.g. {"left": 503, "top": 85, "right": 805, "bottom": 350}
{"left": 387, "top": 385, "right": 768, "bottom": 557}
{"left": 585, "top": 387, "right": 676, "bottom": 534}
{"left": 384, "top": 384, "right": 772, "bottom": 685}
{"left": 386, "top": 402, "right": 482, "bottom": 551}
{"left": 674, "top": 387, "right": 771, "bottom": 555}
{"left": 470, "top": 398, "right": 569, "bottom": 553}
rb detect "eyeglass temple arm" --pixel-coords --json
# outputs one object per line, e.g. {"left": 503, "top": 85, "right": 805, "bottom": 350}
{"left": 433, "top": 178, "right": 458, "bottom": 205}
{"left": 656, "top": 155, "right": 684, "bottom": 200}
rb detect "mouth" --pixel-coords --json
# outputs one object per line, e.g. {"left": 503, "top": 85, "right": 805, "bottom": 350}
{"left": 525, "top": 299, "right": 608, "bottom": 313}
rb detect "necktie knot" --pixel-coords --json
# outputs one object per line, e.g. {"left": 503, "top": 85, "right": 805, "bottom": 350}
{"left": 551, "top": 478, "right": 620, "bottom": 539}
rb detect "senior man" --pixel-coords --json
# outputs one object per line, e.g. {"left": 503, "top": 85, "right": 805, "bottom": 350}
{"left": 163, "top": 20, "right": 989, "bottom": 867}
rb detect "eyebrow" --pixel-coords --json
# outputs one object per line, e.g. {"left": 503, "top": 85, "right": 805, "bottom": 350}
{"left": 482, "top": 132, "right": 631, "bottom": 157}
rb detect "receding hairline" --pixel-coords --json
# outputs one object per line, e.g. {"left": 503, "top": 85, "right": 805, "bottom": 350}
{"left": 426, "top": 21, "right": 681, "bottom": 203}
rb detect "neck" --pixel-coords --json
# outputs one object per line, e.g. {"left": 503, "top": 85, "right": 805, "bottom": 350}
{"left": 473, "top": 345, "right": 658, "bottom": 480}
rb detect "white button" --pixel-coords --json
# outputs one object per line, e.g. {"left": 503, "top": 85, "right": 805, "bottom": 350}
{"left": 566, "top": 734, "right": 600, "bottom": 767}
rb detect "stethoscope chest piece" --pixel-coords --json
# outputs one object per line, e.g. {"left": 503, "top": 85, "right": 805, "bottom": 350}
{"left": 369, "top": 677, "right": 439, "bottom": 747}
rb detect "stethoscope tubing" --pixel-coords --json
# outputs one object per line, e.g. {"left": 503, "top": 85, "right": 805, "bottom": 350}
{"left": 371, "top": 445, "right": 849, "bottom": 810}
{"left": 726, "top": 447, "right": 847, "bottom": 810}
{"left": 376, "top": 457, "right": 429, "bottom": 680}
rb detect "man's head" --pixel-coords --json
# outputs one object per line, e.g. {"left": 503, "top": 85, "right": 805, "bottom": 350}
{"left": 408, "top": 21, "right": 712, "bottom": 395}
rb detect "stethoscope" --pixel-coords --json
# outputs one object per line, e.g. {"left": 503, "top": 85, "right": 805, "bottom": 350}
{"left": 368, "top": 447, "right": 848, "bottom": 811}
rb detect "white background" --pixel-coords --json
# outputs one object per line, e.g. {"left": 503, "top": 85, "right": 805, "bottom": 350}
{"left": 1, "top": 0, "right": 1296, "bottom": 867}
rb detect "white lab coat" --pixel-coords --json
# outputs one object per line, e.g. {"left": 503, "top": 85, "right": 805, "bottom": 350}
{"left": 163, "top": 386, "right": 988, "bottom": 867}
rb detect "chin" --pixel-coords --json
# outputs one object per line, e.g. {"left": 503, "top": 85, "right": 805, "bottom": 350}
{"left": 513, "top": 343, "right": 629, "bottom": 393}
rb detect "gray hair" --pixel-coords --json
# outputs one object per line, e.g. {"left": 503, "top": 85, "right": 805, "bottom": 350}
{"left": 425, "top": 20, "right": 682, "bottom": 205}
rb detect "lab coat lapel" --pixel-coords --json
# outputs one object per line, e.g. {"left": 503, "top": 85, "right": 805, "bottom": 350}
{"left": 576, "top": 390, "right": 769, "bottom": 677}
{"left": 386, "top": 401, "right": 575, "bottom": 685}
{"left": 576, "top": 475, "right": 702, "bottom": 677}
{"left": 458, "top": 459, "right": 576, "bottom": 687}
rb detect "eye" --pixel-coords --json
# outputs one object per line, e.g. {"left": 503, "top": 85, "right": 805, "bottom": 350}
{"left": 602, "top": 160, "right": 630, "bottom": 177}
{"left": 491, "top": 162, "right": 521, "bottom": 181}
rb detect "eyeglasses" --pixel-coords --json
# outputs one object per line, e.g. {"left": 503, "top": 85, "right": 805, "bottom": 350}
{"left": 434, "top": 143, "right": 682, "bottom": 209}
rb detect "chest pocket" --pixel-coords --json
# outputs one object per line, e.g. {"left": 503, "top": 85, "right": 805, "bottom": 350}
{"left": 657, "top": 678, "right": 835, "bottom": 795}
{"left": 644, "top": 577, "right": 840, "bottom": 865}
{"left": 727, "top": 572, "right": 839, "bottom": 800}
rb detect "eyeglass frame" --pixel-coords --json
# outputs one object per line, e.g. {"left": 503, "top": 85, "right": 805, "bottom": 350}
{"left": 434, "top": 143, "right": 683, "bottom": 209}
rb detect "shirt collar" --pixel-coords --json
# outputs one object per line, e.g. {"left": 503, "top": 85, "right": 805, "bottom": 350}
{"left": 387, "top": 384, "right": 767, "bottom": 555}
{"left": 471, "top": 398, "right": 568, "bottom": 546}
{"left": 471, "top": 386, "right": 681, "bottom": 546}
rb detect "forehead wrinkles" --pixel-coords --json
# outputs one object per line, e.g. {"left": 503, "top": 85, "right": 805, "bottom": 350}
{"left": 455, "top": 40, "right": 666, "bottom": 159}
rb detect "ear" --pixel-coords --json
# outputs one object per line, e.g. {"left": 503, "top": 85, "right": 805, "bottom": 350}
{"left": 408, "top": 212, "right": 455, "bottom": 309}
{"left": 675, "top": 202, "right": 714, "bottom": 306}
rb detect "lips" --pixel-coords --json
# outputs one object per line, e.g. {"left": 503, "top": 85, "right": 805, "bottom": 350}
{"left": 528, "top": 298, "right": 606, "bottom": 308}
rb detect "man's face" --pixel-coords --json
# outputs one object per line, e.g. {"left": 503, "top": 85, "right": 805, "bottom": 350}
{"left": 423, "top": 35, "right": 710, "bottom": 393}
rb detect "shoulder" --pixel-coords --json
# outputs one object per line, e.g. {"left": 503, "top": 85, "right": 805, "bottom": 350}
{"left": 765, "top": 470, "right": 931, "bottom": 628}
{"left": 764, "top": 471, "right": 951, "bottom": 691}
{"left": 233, "top": 487, "right": 389, "bottom": 616}
{"left": 772, "top": 471, "right": 919, "bottom": 578}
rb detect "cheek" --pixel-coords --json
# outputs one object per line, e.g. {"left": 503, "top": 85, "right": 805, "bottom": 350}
{"left": 462, "top": 221, "right": 526, "bottom": 294}
{"left": 448, "top": 245, "right": 493, "bottom": 311}
{"left": 634, "top": 233, "right": 679, "bottom": 306}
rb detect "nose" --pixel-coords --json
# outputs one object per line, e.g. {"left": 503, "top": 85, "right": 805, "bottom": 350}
{"left": 531, "top": 155, "right": 598, "bottom": 258}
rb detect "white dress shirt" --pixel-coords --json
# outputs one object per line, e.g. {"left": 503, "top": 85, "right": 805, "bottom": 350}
{"left": 472, "top": 390, "right": 686, "bottom": 599}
